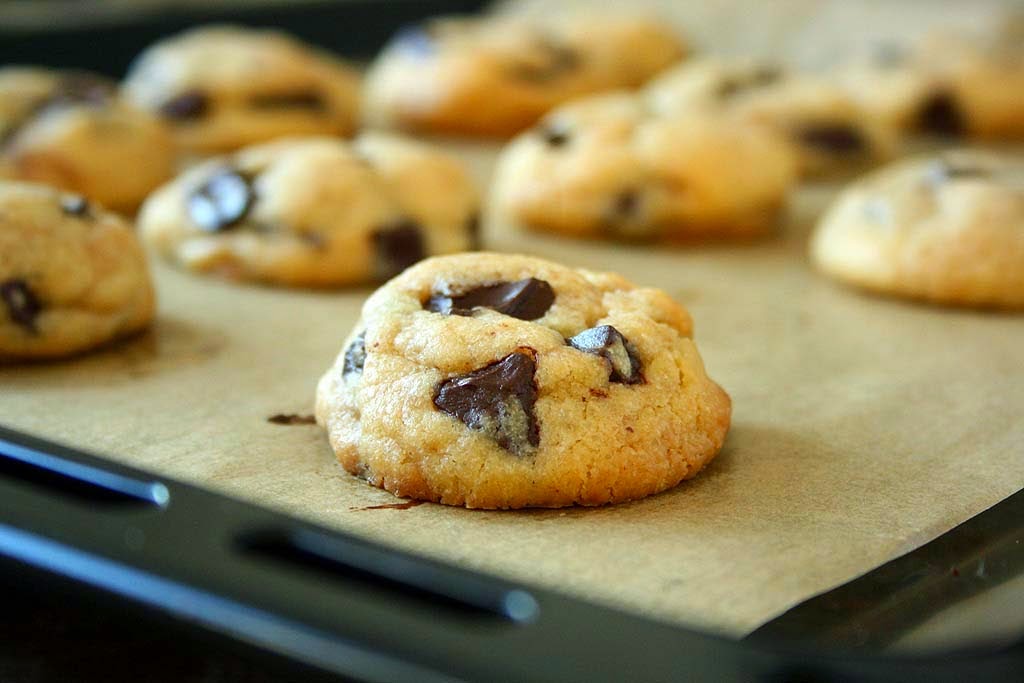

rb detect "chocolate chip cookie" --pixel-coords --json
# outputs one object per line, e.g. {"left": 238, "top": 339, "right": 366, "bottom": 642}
{"left": 123, "top": 26, "right": 361, "bottom": 153}
{"left": 315, "top": 253, "right": 731, "bottom": 508}
{"left": 810, "top": 150, "right": 1024, "bottom": 308}
{"left": 138, "top": 134, "right": 479, "bottom": 286}
{"left": 0, "top": 67, "right": 175, "bottom": 212}
{"left": 645, "top": 58, "right": 895, "bottom": 177}
{"left": 491, "top": 92, "right": 797, "bottom": 241}
{"left": 836, "top": 31, "right": 1024, "bottom": 140}
{"left": 362, "top": 15, "right": 686, "bottom": 137}
{"left": 0, "top": 181, "right": 155, "bottom": 359}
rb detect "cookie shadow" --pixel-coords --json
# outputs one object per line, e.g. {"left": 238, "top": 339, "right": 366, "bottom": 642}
{"left": 0, "top": 315, "right": 228, "bottom": 388}
{"left": 514, "top": 422, "right": 830, "bottom": 521}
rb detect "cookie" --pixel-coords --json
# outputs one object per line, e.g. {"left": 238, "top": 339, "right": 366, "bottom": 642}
{"left": 832, "top": 44, "right": 952, "bottom": 136}
{"left": 123, "top": 26, "right": 361, "bottom": 153}
{"left": 810, "top": 150, "right": 1024, "bottom": 308}
{"left": 138, "top": 134, "right": 479, "bottom": 287}
{"left": 836, "top": 31, "right": 1024, "bottom": 139}
{"left": 0, "top": 67, "right": 175, "bottom": 212}
{"left": 490, "top": 92, "right": 797, "bottom": 241}
{"left": 915, "top": 30, "right": 1024, "bottom": 139}
{"left": 0, "top": 181, "right": 155, "bottom": 360}
{"left": 645, "top": 58, "right": 895, "bottom": 176}
{"left": 362, "top": 15, "right": 686, "bottom": 137}
{"left": 315, "top": 252, "right": 731, "bottom": 509}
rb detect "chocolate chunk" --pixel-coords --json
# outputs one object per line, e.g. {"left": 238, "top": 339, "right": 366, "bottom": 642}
{"left": 160, "top": 91, "right": 210, "bottom": 120}
{"left": 539, "top": 122, "right": 570, "bottom": 147}
{"left": 433, "top": 350, "right": 540, "bottom": 455}
{"left": 372, "top": 220, "right": 425, "bottom": 280}
{"left": 60, "top": 195, "right": 91, "bottom": 218}
{"left": 342, "top": 330, "right": 367, "bottom": 377}
{"left": 917, "top": 92, "right": 965, "bottom": 137}
{"left": 511, "top": 36, "right": 580, "bottom": 82}
{"left": 568, "top": 325, "right": 644, "bottom": 384}
{"left": 187, "top": 168, "right": 254, "bottom": 232}
{"left": 426, "top": 278, "right": 555, "bottom": 320}
{"left": 248, "top": 91, "right": 325, "bottom": 111}
{"left": 392, "top": 24, "right": 437, "bottom": 57}
{"left": 796, "top": 124, "right": 866, "bottom": 154}
{"left": 1, "top": 279, "right": 42, "bottom": 334}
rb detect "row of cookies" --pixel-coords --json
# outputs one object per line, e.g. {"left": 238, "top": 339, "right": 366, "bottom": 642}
{"left": 0, "top": 129, "right": 482, "bottom": 358}
{"left": 0, "top": 16, "right": 686, "bottom": 212}
{"left": 0, "top": 172, "right": 733, "bottom": 510}
{"left": 3, "top": 13, "right": 1021, "bottom": 218}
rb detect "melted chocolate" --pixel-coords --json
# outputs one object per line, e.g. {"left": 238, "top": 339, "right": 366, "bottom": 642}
{"left": 425, "top": 278, "right": 555, "bottom": 320}
{"left": 160, "top": 91, "right": 210, "bottom": 120}
{"left": 187, "top": 168, "right": 254, "bottom": 231}
{"left": 797, "top": 124, "right": 866, "bottom": 154}
{"left": 342, "top": 331, "right": 367, "bottom": 377}
{"left": 917, "top": 92, "right": 965, "bottom": 137}
{"left": 433, "top": 350, "right": 540, "bottom": 455}
{"left": 1, "top": 279, "right": 42, "bottom": 334}
{"left": 567, "top": 325, "right": 644, "bottom": 384}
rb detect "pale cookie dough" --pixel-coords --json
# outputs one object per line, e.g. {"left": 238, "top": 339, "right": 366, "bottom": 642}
{"left": 810, "top": 150, "right": 1024, "bottom": 308}
{"left": 490, "top": 92, "right": 797, "bottom": 241}
{"left": 362, "top": 14, "right": 686, "bottom": 137}
{"left": 645, "top": 58, "right": 895, "bottom": 176}
{"left": 0, "top": 181, "right": 155, "bottom": 360}
{"left": 138, "top": 134, "right": 479, "bottom": 287}
{"left": 316, "top": 252, "right": 732, "bottom": 509}
{"left": 0, "top": 67, "right": 175, "bottom": 212}
{"left": 123, "top": 25, "right": 361, "bottom": 153}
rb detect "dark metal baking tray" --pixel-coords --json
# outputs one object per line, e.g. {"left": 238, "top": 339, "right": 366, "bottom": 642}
{"left": 2, "top": 424, "right": 1023, "bottom": 682}
{"left": 2, "top": 1, "right": 1023, "bottom": 679}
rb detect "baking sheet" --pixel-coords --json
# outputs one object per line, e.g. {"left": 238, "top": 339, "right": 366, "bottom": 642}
{"left": 3, "top": 0, "right": 1024, "bottom": 638}
{"left": 3, "top": 134, "right": 1023, "bottom": 637}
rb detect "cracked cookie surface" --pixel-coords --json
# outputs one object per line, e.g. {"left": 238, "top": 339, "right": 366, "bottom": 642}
{"left": 0, "top": 181, "right": 155, "bottom": 359}
{"left": 138, "top": 134, "right": 479, "bottom": 287}
{"left": 0, "top": 67, "right": 174, "bottom": 212}
{"left": 123, "top": 25, "right": 361, "bottom": 153}
{"left": 362, "top": 14, "right": 686, "bottom": 137}
{"left": 810, "top": 150, "right": 1024, "bottom": 308}
{"left": 315, "top": 252, "right": 731, "bottom": 509}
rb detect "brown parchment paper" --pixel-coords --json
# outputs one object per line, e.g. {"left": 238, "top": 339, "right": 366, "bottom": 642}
{"left": 3, "top": 0, "right": 1024, "bottom": 638}
{"left": 2, "top": 143, "right": 1022, "bottom": 637}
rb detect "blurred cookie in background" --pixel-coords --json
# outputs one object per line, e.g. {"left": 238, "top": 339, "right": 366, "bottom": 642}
{"left": 362, "top": 14, "right": 686, "bottom": 138}
{"left": 810, "top": 150, "right": 1024, "bottom": 308}
{"left": 123, "top": 26, "right": 361, "bottom": 154}
{"left": 138, "top": 134, "right": 479, "bottom": 287}
{"left": 491, "top": 92, "right": 797, "bottom": 242}
{"left": 0, "top": 181, "right": 155, "bottom": 360}
{"left": 644, "top": 58, "right": 896, "bottom": 177}
{"left": 0, "top": 68, "right": 174, "bottom": 212}
{"left": 835, "top": 27, "right": 1024, "bottom": 140}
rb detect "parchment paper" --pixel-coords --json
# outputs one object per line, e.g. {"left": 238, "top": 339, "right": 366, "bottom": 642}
{"left": 3, "top": 0, "right": 1024, "bottom": 638}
